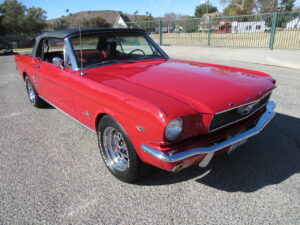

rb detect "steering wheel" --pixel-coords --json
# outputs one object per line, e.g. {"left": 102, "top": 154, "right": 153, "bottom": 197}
{"left": 128, "top": 49, "right": 146, "bottom": 56}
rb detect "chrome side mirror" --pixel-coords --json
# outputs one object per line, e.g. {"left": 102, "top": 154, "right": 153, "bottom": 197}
{"left": 52, "top": 57, "right": 64, "bottom": 69}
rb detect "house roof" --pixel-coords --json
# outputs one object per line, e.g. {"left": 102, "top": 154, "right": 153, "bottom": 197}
{"left": 113, "top": 14, "right": 132, "bottom": 27}
{"left": 120, "top": 15, "right": 131, "bottom": 23}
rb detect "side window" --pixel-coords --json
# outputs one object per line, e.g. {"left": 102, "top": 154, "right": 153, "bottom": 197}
{"left": 117, "top": 36, "right": 155, "bottom": 55}
{"left": 47, "top": 39, "right": 64, "bottom": 52}
{"left": 35, "top": 39, "right": 44, "bottom": 60}
{"left": 64, "top": 51, "right": 72, "bottom": 69}
{"left": 41, "top": 38, "right": 65, "bottom": 64}
{"left": 72, "top": 36, "right": 98, "bottom": 50}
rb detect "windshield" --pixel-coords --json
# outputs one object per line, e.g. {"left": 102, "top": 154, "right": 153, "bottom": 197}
{"left": 70, "top": 33, "right": 165, "bottom": 68}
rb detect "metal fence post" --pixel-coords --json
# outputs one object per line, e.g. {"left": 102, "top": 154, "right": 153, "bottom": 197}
{"left": 269, "top": 12, "right": 278, "bottom": 50}
{"left": 208, "top": 17, "right": 211, "bottom": 46}
{"left": 159, "top": 20, "right": 163, "bottom": 45}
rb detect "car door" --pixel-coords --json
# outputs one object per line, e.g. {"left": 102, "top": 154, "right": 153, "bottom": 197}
{"left": 66, "top": 35, "right": 103, "bottom": 129}
{"left": 36, "top": 38, "right": 76, "bottom": 117}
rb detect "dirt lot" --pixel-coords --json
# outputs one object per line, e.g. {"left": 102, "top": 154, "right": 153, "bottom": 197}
{"left": 150, "top": 30, "right": 300, "bottom": 49}
{"left": 0, "top": 53, "right": 299, "bottom": 224}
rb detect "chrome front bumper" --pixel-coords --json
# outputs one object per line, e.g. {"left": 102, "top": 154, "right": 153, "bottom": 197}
{"left": 141, "top": 101, "right": 276, "bottom": 163}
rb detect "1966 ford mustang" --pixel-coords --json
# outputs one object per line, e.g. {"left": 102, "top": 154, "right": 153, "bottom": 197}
{"left": 15, "top": 28, "right": 276, "bottom": 182}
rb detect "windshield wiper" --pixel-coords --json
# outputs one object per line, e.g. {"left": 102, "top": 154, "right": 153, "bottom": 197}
{"left": 123, "top": 55, "right": 164, "bottom": 63}
{"left": 85, "top": 60, "right": 120, "bottom": 68}
{"left": 83, "top": 56, "right": 165, "bottom": 68}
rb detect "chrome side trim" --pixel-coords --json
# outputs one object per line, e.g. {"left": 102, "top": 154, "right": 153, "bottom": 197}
{"left": 39, "top": 96, "right": 96, "bottom": 134}
{"left": 141, "top": 101, "right": 276, "bottom": 163}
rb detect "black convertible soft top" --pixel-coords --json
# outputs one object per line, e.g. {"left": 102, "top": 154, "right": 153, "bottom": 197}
{"left": 31, "top": 28, "right": 145, "bottom": 56}
{"left": 37, "top": 28, "right": 144, "bottom": 39}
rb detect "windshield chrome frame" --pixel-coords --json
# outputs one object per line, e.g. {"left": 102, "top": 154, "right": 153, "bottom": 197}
{"left": 66, "top": 31, "right": 169, "bottom": 71}
{"left": 64, "top": 38, "right": 79, "bottom": 70}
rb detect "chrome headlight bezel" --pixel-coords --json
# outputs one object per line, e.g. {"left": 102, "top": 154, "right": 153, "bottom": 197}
{"left": 164, "top": 118, "right": 183, "bottom": 141}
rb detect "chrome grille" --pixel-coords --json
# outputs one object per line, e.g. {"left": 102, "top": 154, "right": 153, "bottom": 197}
{"left": 209, "top": 93, "right": 271, "bottom": 131}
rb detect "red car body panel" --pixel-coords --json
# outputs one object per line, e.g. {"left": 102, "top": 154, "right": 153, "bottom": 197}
{"left": 15, "top": 49, "right": 276, "bottom": 171}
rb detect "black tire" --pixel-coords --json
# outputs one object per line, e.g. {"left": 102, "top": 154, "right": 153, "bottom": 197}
{"left": 97, "top": 115, "right": 149, "bottom": 183}
{"left": 25, "top": 76, "right": 46, "bottom": 108}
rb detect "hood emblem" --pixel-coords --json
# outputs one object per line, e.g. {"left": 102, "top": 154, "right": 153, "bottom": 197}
{"left": 237, "top": 102, "right": 257, "bottom": 115}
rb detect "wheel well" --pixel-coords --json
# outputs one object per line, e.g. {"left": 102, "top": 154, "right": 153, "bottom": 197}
{"left": 95, "top": 113, "right": 109, "bottom": 131}
{"left": 23, "top": 72, "right": 27, "bottom": 80}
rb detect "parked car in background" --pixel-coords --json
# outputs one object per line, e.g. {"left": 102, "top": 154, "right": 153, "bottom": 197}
{"left": 0, "top": 48, "right": 14, "bottom": 56}
{"left": 15, "top": 28, "right": 276, "bottom": 183}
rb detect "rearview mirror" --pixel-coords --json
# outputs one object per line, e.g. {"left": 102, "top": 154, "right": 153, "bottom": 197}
{"left": 52, "top": 57, "right": 64, "bottom": 69}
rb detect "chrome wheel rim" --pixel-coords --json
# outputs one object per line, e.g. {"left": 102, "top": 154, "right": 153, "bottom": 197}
{"left": 26, "top": 78, "right": 36, "bottom": 103}
{"left": 102, "top": 127, "right": 129, "bottom": 172}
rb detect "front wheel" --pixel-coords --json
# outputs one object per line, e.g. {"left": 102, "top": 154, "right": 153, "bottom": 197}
{"left": 25, "top": 76, "right": 46, "bottom": 108}
{"left": 98, "top": 115, "right": 149, "bottom": 183}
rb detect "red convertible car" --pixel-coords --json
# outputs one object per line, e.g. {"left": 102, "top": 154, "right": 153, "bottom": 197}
{"left": 15, "top": 28, "right": 276, "bottom": 182}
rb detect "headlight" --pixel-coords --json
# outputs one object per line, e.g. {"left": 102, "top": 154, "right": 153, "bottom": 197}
{"left": 165, "top": 118, "right": 183, "bottom": 141}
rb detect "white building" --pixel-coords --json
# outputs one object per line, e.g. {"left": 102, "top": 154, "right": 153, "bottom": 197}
{"left": 286, "top": 16, "right": 300, "bottom": 29}
{"left": 231, "top": 21, "right": 269, "bottom": 33}
{"left": 113, "top": 15, "right": 131, "bottom": 28}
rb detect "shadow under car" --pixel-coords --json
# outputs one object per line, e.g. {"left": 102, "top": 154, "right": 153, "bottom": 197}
{"left": 136, "top": 113, "right": 300, "bottom": 192}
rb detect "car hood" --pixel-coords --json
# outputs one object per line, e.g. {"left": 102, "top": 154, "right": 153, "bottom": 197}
{"left": 85, "top": 59, "right": 276, "bottom": 114}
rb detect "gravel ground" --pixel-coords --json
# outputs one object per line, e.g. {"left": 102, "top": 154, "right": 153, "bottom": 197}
{"left": 0, "top": 54, "right": 299, "bottom": 225}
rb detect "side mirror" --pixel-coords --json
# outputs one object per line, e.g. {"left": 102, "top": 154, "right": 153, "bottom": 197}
{"left": 52, "top": 57, "right": 64, "bottom": 69}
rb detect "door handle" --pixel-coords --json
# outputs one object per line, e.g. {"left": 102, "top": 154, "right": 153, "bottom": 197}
{"left": 34, "top": 65, "right": 40, "bottom": 68}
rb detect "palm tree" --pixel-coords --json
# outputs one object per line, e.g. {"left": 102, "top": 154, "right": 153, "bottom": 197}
{"left": 134, "top": 10, "right": 139, "bottom": 21}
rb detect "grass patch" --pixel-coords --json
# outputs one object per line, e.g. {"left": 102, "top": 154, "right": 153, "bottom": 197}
{"left": 13, "top": 48, "right": 32, "bottom": 51}
{"left": 150, "top": 30, "right": 300, "bottom": 49}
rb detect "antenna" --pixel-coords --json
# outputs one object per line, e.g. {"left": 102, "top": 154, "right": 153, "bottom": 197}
{"left": 79, "top": 23, "right": 85, "bottom": 76}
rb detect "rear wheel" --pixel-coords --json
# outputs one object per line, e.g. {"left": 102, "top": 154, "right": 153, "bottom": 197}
{"left": 98, "top": 115, "right": 149, "bottom": 183}
{"left": 25, "top": 76, "right": 46, "bottom": 108}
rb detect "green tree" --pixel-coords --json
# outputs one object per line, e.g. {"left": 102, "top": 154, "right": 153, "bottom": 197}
{"left": 140, "top": 12, "right": 154, "bottom": 21}
{"left": 0, "top": 10, "right": 4, "bottom": 35}
{"left": 195, "top": 3, "right": 218, "bottom": 17}
{"left": 0, "top": 0, "right": 26, "bottom": 34}
{"left": 278, "top": 0, "right": 296, "bottom": 11}
{"left": 223, "top": 0, "right": 255, "bottom": 15}
{"left": 256, "top": 0, "right": 278, "bottom": 12}
{"left": 24, "top": 7, "right": 47, "bottom": 35}
{"left": 52, "top": 17, "right": 69, "bottom": 30}
{"left": 134, "top": 10, "right": 139, "bottom": 21}
{"left": 82, "top": 16, "right": 109, "bottom": 28}
{"left": 0, "top": 0, "right": 47, "bottom": 35}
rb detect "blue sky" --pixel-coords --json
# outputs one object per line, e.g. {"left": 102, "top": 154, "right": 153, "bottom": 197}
{"left": 2, "top": 0, "right": 300, "bottom": 19}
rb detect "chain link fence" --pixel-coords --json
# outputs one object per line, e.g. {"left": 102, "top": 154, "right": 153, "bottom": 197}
{"left": 127, "top": 11, "right": 300, "bottom": 50}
